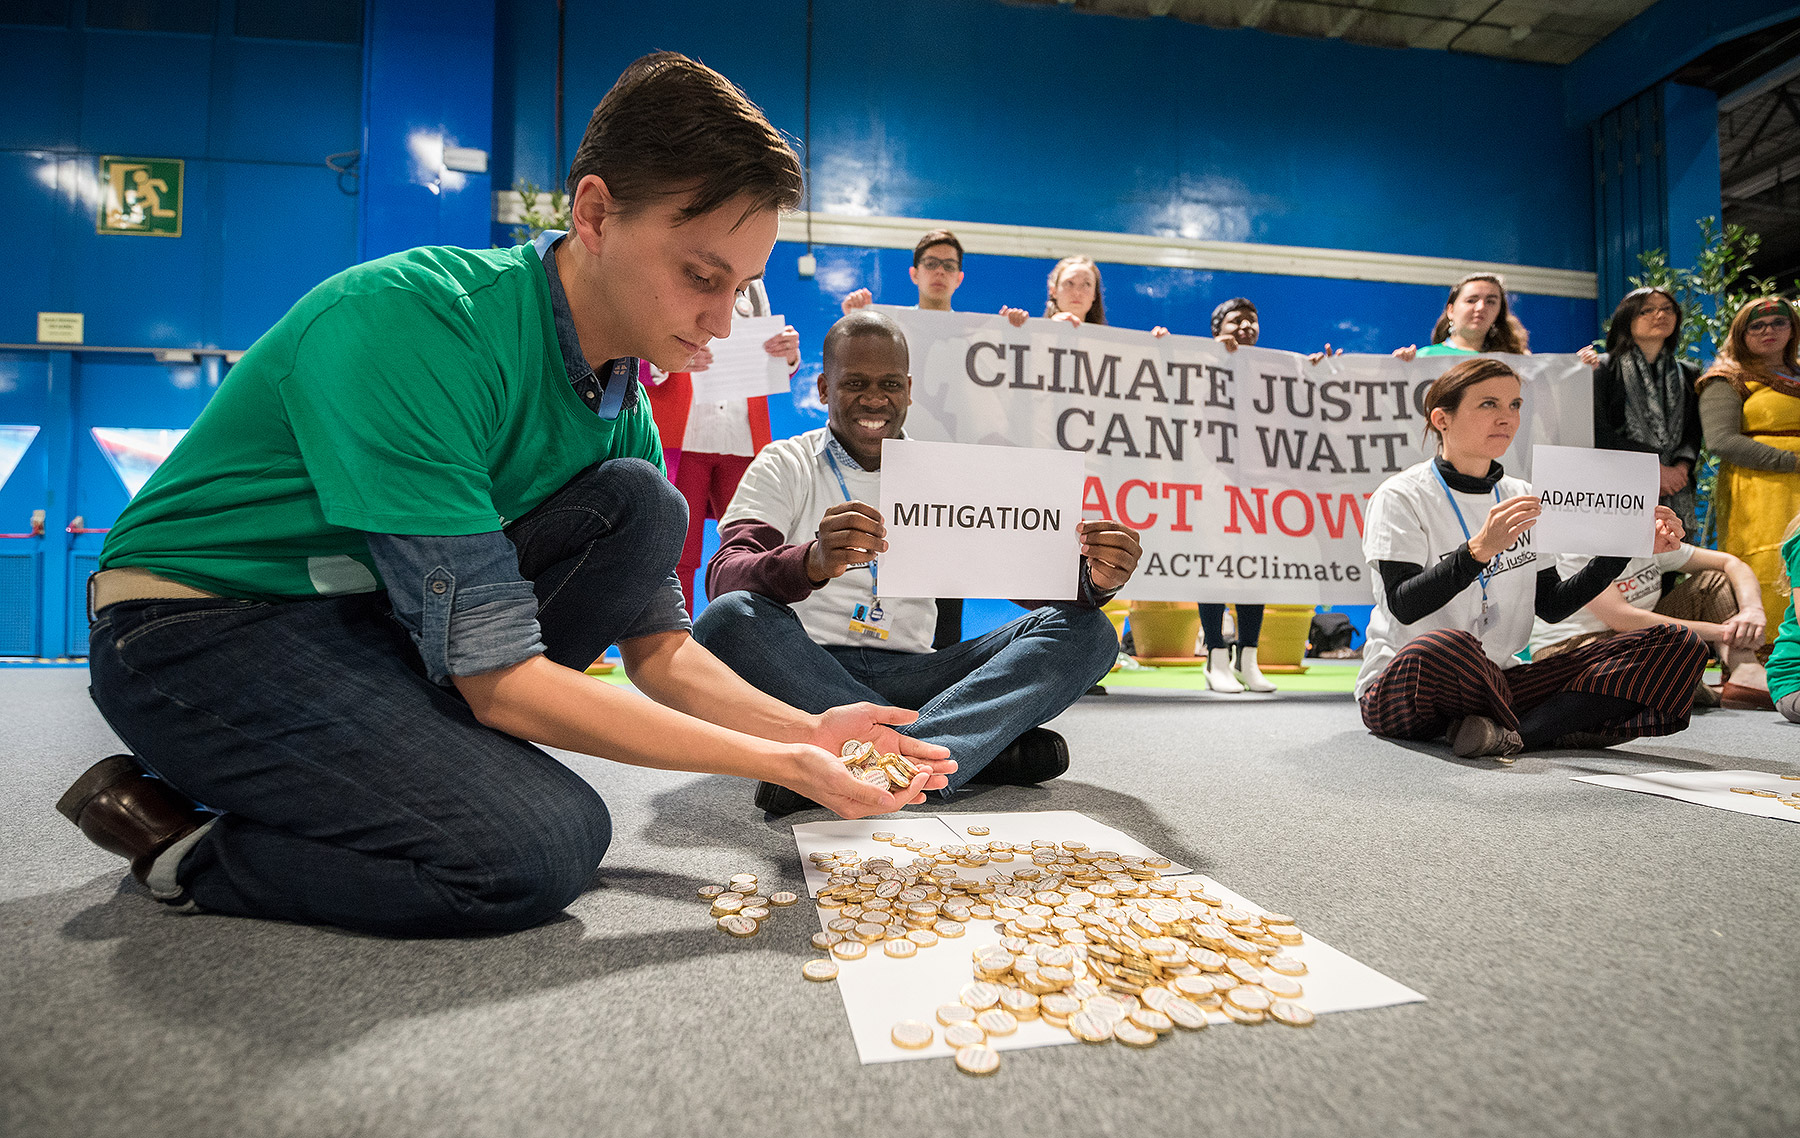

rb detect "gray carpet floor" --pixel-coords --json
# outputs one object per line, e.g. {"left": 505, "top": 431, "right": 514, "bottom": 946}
{"left": 3, "top": 667, "right": 1797, "bottom": 1138}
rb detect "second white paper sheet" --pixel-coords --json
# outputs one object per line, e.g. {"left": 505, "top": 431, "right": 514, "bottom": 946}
{"left": 1573, "top": 768, "right": 1800, "bottom": 822}
{"left": 687, "top": 314, "right": 791, "bottom": 401}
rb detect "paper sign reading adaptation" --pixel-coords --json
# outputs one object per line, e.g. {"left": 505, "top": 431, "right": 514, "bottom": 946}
{"left": 686, "top": 315, "right": 792, "bottom": 401}
{"left": 876, "top": 439, "right": 1084, "bottom": 599}
{"left": 1573, "top": 768, "right": 1800, "bottom": 822}
{"left": 1529, "top": 444, "right": 1659, "bottom": 557}
{"left": 790, "top": 812, "right": 1425, "bottom": 1065}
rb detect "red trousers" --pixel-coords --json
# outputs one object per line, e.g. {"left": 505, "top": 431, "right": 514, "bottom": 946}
{"left": 672, "top": 450, "right": 754, "bottom": 611}
{"left": 1359, "top": 624, "right": 1706, "bottom": 746}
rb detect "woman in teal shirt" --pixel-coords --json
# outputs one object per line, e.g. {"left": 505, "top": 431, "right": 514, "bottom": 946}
{"left": 1393, "top": 273, "right": 1530, "bottom": 361}
{"left": 1771, "top": 516, "right": 1800, "bottom": 723}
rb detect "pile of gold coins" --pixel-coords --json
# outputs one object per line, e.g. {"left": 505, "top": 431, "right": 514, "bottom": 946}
{"left": 798, "top": 837, "right": 1316, "bottom": 1076}
{"left": 698, "top": 871, "right": 799, "bottom": 939}
{"left": 838, "top": 739, "right": 922, "bottom": 790}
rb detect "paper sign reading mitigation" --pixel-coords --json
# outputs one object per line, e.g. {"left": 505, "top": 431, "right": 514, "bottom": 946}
{"left": 877, "top": 439, "right": 1085, "bottom": 599}
{"left": 1529, "top": 444, "right": 1659, "bottom": 557}
{"left": 687, "top": 315, "right": 792, "bottom": 401}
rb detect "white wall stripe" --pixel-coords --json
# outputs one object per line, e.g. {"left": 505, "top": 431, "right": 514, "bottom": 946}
{"left": 492, "top": 193, "right": 1597, "bottom": 300}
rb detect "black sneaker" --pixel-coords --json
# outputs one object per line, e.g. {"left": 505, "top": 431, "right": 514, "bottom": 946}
{"left": 754, "top": 781, "right": 819, "bottom": 816}
{"left": 969, "top": 728, "right": 1070, "bottom": 786}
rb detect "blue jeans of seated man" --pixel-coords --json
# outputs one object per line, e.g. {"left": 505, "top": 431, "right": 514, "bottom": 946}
{"left": 85, "top": 458, "right": 688, "bottom": 936}
{"left": 693, "top": 591, "right": 1119, "bottom": 794}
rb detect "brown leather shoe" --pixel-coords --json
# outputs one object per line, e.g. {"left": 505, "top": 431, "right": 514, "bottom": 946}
{"left": 55, "top": 754, "right": 209, "bottom": 884}
{"left": 1720, "top": 682, "right": 1776, "bottom": 712}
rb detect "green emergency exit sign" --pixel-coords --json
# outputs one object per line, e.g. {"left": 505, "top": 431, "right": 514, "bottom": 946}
{"left": 97, "top": 156, "right": 184, "bottom": 237}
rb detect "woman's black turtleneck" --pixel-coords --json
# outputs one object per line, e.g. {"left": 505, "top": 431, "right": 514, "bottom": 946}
{"left": 1377, "top": 457, "right": 1630, "bottom": 627}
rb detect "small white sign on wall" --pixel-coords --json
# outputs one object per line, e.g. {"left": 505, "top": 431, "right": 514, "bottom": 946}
{"left": 876, "top": 439, "right": 1085, "bottom": 599}
{"left": 1529, "top": 444, "right": 1660, "bottom": 557}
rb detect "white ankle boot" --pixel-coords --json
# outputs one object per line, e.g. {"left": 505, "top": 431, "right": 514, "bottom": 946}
{"left": 1205, "top": 648, "right": 1244, "bottom": 693}
{"left": 1236, "top": 646, "right": 1278, "bottom": 692}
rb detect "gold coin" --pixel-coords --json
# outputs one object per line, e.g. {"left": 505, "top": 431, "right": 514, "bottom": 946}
{"left": 1040, "top": 993, "right": 1081, "bottom": 1018}
{"left": 854, "top": 922, "right": 886, "bottom": 943}
{"left": 934, "top": 920, "right": 966, "bottom": 938}
{"left": 967, "top": 825, "right": 991, "bottom": 836}
{"left": 960, "top": 981, "right": 1002, "bottom": 1010}
{"left": 1729, "top": 787, "right": 1756, "bottom": 795}
{"left": 842, "top": 739, "right": 875, "bottom": 763}
{"left": 944, "top": 1022, "right": 986, "bottom": 1048}
{"left": 710, "top": 897, "right": 743, "bottom": 916}
{"left": 976, "top": 1009, "right": 1019, "bottom": 1036}
{"left": 1265, "top": 955, "right": 1308, "bottom": 977}
{"left": 802, "top": 958, "right": 839, "bottom": 982}
{"left": 1138, "top": 986, "right": 1177, "bottom": 1013}
{"left": 1000, "top": 989, "right": 1041, "bottom": 1019}
{"left": 827, "top": 917, "right": 857, "bottom": 934}
{"left": 1113, "top": 1021, "right": 1158, "bottom": 1048}
{"left": 1067, "top": 1011, "right": 1113, "bottom": 1043}
{"left": 832, "top": 940, "right": 867, "bottom": 960}
{"left": 811, "top": 931, "right": 842, "bottom": 950}
{"left": 697, "top": 884, "right": 725, "bottom": 900}
{"left": 1268, "top": 1000, "right": 1316, "bottom": 1027}
{"left": 1227, "top": 958, "right": 1264, "bottom": 983}
{"left": 884, "top": 938, "right": 919, "bottom": 959}
{"left": 1262, "top": 975, "right": 1304, "bottom": 999}
{"left": 937, "top": 1004, "right": 977, "bottom": 1026}
{"left": 906, "top": 929, "right": 939, "bottom": 948}
{"left": 1172, "top": 975, "right": 1215, "bottom": 999}
{"left": 954, "top": 1044, "right": 1001, "bottom": 1076}
{"left": 870, "top": 830, "right": 895, "bottom": 842}
{"left": 890, "top": 1020, "right": 934, "bottom": 1049}
{"left": 1130, "top": 1008, "right": 1174, "bottom": 1034}
{"left": 768, "top": 892, "right": 799, "bottom": 907}
{"left": 1783, "top": 774, "right": 1800, "bottom": 781}
{"left": 1226, "top": 985, "right": 1274, "bottom": 1012}
{"left": 1221, "top": 1002, "right": 1265, "bottom": 1025}
{"left": 740, "top": 906, "right": 770, "bottom": 922}
{"left": 1752, "top": 789, "right": 1779, "bottom": 798}
{"left": 1163, "top": 997, "right": 1210, "bottom": 1031}
{"left": 718, "top": 915, "right": 758, "bottom": 938}
{"left": 1084, "top": 995, "right": 1126, "bottom": 1024}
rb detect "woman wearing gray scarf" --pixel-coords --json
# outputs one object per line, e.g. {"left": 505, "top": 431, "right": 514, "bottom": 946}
{"left": 1581, "top": 288, "right": 1702, "bottom": 531}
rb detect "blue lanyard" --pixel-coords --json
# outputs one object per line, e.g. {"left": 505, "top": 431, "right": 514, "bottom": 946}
{"left": 822, "top": 445, "right": 879, "bottom": 598}
{"left": 1430, "top": 463, "right": 1503, "bottom": 607}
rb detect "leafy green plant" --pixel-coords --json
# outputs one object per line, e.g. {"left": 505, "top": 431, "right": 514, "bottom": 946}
{"left": 509, "top": 179, "right": 571, "bottom": 246}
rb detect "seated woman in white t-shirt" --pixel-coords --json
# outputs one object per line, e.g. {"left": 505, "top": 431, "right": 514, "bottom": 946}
{"left": 1529, "top": 545, "right": 1767, "bottom": 708}
{"left": 1356, "top": 357, "right": 1708, "bottom": 760}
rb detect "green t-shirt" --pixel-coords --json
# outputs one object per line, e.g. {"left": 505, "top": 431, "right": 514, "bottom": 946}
{"left": 100, "top": 243, "right": 664, "bottom": 599}
{"left": 1766, "top": 530, "right": 1800, "bottom": 701}
{"left": 1416, "top": 342, "right": 1477, "bottom": 357}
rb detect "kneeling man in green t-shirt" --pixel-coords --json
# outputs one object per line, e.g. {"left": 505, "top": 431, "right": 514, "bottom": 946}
{"left": 57, "top": 53, "right": 953, "bottom": 936}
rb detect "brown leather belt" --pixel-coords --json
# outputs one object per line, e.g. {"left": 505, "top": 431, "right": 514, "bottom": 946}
{"left": 88, "top": 567, "right": 219, "bottom": 620}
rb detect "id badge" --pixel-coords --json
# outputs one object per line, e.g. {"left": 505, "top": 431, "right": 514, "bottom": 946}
{"left": 1474, "top": 603, "right": 1497, "bottom": 636}
{"left": 849, "top": 603, "right": 889, "bottom": 640}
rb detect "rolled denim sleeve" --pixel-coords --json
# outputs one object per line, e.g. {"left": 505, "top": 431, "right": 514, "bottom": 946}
{"left": 621, "top": 572, "right": 694, "bottom": 641}
{"left": 364, "top": 531, "right": 546, "bottom": 685}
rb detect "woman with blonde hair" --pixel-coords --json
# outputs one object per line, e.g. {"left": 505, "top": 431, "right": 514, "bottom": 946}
{"left": 1698, "top": 297, "right": 1800, "bottom": 649}
{"left": 1393, "top": 273, "right": 1529, "bottom": 361}
{"left": 1044, "top": 256, "right": 1106, "bottom": 326}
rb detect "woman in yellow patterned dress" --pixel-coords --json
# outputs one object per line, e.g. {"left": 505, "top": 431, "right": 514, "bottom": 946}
{"left": 1698, "top": 298, "right": 1800, "bottom": 645}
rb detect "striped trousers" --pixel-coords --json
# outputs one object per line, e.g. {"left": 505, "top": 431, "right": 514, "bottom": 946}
{"left": 1360, "top": 624, "right": 1707, "bottom": 746}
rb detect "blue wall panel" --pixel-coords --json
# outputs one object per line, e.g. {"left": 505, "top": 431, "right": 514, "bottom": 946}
{"left": 217, "top": 162, "right": 359, "bottom": 347}
{"left": 215, "top": 39, "right": 363, "bottom": 164}
{"left": 79, "top": 31, "right": 216, "bottom": 156}
{"left": 0, "top": 26, "right": 82, "bottom": 150}
{"left": 500, "top": 0, "right": 1593, "bottom": 273}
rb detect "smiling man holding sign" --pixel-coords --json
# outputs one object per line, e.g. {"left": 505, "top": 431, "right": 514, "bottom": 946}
{"left": 696, "top": 310, "right": 1141, "bottom": 814}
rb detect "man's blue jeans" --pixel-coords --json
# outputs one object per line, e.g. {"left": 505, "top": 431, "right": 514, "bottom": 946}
{"left": 86, "top": 459, "right": 687, "bottom": 936}
{"left": 693, "top": 592, "right": 1118, "bottom": 792}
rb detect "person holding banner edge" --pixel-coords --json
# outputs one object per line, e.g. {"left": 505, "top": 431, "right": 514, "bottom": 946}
{"left": 1357, "top": 357, "right": 1707, "bottom": 759}
{"left": 1392, "top": 274, "right": 1530, "bottom": 362}
{"left": 695, "top": 309, "right": 1142, "bottom": 814}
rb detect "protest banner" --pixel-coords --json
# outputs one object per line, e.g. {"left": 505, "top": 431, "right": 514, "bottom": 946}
{"left": 881, "top": 306, "right": 1593, "bottom": 604}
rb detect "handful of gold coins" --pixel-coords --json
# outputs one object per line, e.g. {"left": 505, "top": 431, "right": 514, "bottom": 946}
{"left": 839, "top": 738, "right": 922, "bottom": 790}
{"left": 797, "top": 836, "right": 1316, "bottom": 1077}
{"left": 698, "top": 872, "right": 799, "bottom": 939}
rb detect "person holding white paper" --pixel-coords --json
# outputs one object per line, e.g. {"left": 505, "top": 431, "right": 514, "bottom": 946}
{"left": 643, "top": 279, "right": 800, "bottom": 609}
{"left": 1357, "top": 357, "right": 1707, "bottom": 760}
{"left": 693, "top": 310, "right": 1142, "bottom": 814}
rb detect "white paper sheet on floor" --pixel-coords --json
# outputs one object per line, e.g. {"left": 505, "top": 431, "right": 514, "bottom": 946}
{"left": 789, "top": 811, "right": 1427, "bottom": 1065}
{"left": 1573, "top": 768, "right": 1800, "bottom": 823}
